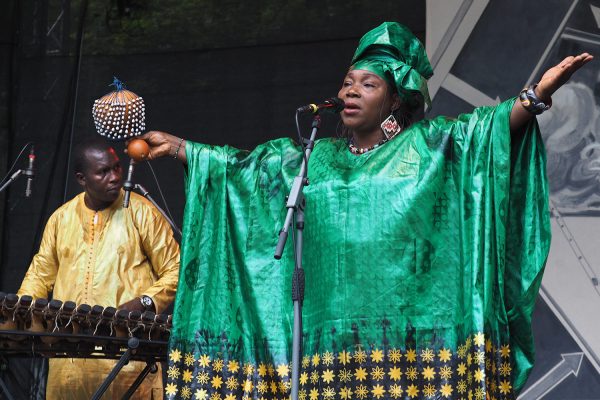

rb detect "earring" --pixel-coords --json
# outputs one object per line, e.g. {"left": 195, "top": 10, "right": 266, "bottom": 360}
{"left": 380, "top": 113, "right": 402, "bottom": 139}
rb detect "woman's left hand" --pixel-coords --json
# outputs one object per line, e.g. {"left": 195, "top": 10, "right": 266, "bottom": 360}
{"left": 535, "top": 53, "right": 594, "bottom": 100}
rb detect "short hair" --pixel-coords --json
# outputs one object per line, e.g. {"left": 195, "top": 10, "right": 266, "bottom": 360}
{"left": 73, "top": 137, "right": 114, "bottom": 174}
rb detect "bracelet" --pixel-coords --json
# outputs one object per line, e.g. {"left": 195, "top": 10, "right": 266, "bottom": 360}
{"left": 173, "top": 137, "right": 184, "bottom": 159}
{"left": 519, "top": 84, "right": 552, "bottom": 115}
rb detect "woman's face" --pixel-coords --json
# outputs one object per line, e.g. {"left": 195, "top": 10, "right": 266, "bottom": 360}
{"left": 337, "top": 69, "right": 398, "bottom": 136}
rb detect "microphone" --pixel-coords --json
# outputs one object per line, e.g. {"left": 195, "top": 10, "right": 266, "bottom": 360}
{"left": 296, "top": 97, "right": 345, "bottom": 114}
{"left": 23, "top": 145, "right": 35, "bottom": 198}
{"left": 122, "top": 139, "right": 150, "bottom": 208}
{"left": 123, "top": 159, "right": 135, "bottom": 208}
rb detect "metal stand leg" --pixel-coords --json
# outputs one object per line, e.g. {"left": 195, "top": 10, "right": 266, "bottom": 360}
{"left": 91, "top": 337, "right": 139, "bottom": 400}
{"left": 0, "top": 377, "right": 15, "bottom": 400}
{"left": 0, "top": 358, "right": 15, "bottom": 400}
{"left": 290, "top": 206, "right": 305, "bottom": 400}
{"left": 121, "top": 361, "right": 157, "bottom": 400}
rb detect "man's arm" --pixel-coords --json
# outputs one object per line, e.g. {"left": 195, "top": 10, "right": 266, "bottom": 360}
{"left": 119, "top": 201, "right": 181, "bottom": 314}
{"left": 17, "top": 214, "right": 59, "bottom": 299}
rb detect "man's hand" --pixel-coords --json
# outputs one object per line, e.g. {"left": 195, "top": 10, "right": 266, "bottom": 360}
{"left": 536, "top": 53, "right": 594, "bottom": 100}
{"left": 117, "top": 298, "right": 145, "bottom": 313}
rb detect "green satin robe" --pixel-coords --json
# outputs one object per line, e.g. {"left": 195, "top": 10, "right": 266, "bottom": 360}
{"left": 166, "top": 99, "right": 550, "bottom": 400}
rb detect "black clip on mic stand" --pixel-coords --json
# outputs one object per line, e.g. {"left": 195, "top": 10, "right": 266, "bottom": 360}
{"left": 274, "top": 114, "right": 321, "bottom": 400}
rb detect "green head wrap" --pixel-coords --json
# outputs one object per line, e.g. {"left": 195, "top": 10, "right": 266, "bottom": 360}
{"left": 351, "top": 22, "right": 433, "bottom": 107}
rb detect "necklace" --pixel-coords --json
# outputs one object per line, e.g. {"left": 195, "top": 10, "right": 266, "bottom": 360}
{"left": 348, "top": 128, "right": 402, "bottom": 155}
{"left": 348, "top": 137, "right": 389, "bottom": 154}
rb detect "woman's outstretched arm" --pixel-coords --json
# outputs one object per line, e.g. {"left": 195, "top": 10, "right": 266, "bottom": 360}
{"left": 510, "top": 52, "right": 593, "bottom": 133}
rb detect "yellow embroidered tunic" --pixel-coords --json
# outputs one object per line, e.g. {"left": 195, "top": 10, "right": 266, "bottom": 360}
{"left": 18, "top": 190, "right": 180, "bottom": 399}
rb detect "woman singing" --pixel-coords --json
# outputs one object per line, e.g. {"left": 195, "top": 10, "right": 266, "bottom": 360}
{"left": 139, "top": 22, "right": 591, "bottom": 399}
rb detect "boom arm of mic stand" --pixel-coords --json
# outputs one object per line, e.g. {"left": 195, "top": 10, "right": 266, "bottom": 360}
{"left": 0, "top": 170, "right": 23, "bottom": 194}
{"left": 134, "top": 184, "right": 183, "bottom": 239}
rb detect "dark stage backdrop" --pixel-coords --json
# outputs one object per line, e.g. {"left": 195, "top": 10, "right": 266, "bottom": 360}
{"left": 0, "top": 1, "right": 424, "bottom": 398}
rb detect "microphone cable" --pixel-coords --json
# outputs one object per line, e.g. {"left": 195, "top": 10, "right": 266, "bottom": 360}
{"left": 295, "top": 111, "right": 309, "bottom": 172}
{"left": 143, "top": 160, "right": 179, "bottom": 233}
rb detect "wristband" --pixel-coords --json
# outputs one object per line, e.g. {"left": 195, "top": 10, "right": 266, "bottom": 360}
{"left": 173, "top": 138, "right": 184, "bottom": 159}
{"left": 519, "top": 84, "right": 552, "bottom": 115}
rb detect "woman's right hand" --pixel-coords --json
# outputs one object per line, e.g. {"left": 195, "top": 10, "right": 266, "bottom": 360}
{"left": 128, "top": 131, "right": 186, "bottom": 163}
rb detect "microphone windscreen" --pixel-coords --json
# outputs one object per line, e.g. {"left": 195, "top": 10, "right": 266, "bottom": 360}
{"left": 326, "top": 97, "right": 345, "bottom": 113}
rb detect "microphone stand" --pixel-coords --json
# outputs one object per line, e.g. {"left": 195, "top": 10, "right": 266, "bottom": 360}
{"left": 0, "top": 143, "right": 35, "bottom": 198}
{"left": 274, "top": 114, "right": 321, "bottom": 400}
{"left": 134, "top": 184, "right": 182, "bottom": 240}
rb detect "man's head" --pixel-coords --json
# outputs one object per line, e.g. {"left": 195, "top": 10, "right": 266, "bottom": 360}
{"left": 73, "top": 138, "right": 123, "bottom": 210}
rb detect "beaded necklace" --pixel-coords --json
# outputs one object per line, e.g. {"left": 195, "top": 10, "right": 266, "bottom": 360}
{"left": 348, "top": 129, "right": 402, "bottom": 155}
